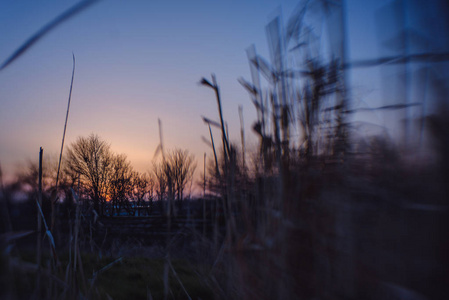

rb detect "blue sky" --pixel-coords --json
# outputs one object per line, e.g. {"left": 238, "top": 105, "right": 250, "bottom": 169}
{"left": 2, "top": 0, "right": 438, "bottom": 183}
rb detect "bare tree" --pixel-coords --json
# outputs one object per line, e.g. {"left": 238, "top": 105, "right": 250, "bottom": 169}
{"left": 65, "top": 134, "right": 112, "bottom": 215}
{"left": 152, "top": 148, "right": 196, "bottom": 214}
{"left": 132, "top": 172, "right": 154, "bottom": 216}
{"left": 109, "top": 153, "right": 133, "bottom": 216}
{"left": 169, "top": 148, "right": 196, "bottom": 209}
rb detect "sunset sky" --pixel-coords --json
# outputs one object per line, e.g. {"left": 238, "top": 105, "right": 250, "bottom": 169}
{"left": 0, "top": 0, "right": 431, "bottom": 184}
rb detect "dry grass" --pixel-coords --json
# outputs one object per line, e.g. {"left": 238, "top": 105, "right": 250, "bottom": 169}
{"left": 1, "top": 1, "right": 448, "bottom": 299}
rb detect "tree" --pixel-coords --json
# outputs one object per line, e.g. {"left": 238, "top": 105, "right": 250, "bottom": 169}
{"left": 132, "top": 172, "right": 154, "bottom": 216}
{"left": 152, "top": 148, "right": 196, "bottom": 213}
{"left": 169, "top": 148, "right": 196, "bottom": 208}
{"left": 65, "top": 134, "right": 113, "bottom": 215}
{"left": 109, "top": 153, "right": 133, "bottom": 216}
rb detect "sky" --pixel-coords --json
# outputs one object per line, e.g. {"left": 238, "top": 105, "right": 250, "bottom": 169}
{"left": 1, "top": 0, "right": 444, "bottom": 185}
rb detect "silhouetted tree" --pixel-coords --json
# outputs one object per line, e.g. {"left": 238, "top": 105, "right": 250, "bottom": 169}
{"left": 65, "top": 134, "right": 112, "bottom": 215}
{"left": 152, "top": 148, "right": 196, "bottom": 214}
{"left": 169, "top": 148, "right": 196, "bottom": 210}
{"left": 132, "top": 172, "right": 154, "bottom": 216}
{"left": 109, "top": 153, "right": 133, "bottom": 216}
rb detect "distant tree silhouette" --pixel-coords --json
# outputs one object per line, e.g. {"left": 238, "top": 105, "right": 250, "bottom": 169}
{"left": 132, "top": 172, "right": 154, "bottom": 216}
{"left": 109, "top": 153, "right": 133, "bottom": 216}
{"left": 65, "top": 134, "right": 112, "bottom": 215}
{"left": 152, "top": 148, "right": 196, "bottom": 214}
{"left": 169, "top": 148, "right": 196, "bottom": 210}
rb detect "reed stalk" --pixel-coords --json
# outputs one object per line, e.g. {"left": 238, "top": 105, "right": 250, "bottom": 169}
{"left": 35, "top": 147, "right": 43, "bottom": 299}
{"left": 52, "top": 54, "right": 76, "bottom": 231}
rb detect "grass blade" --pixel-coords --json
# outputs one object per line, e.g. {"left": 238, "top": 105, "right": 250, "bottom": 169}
{"left": 52, "top": 54, "right": 76, "bottom": 231}
{"left": 0, "top": 0, "right": 99, "bottom": 71}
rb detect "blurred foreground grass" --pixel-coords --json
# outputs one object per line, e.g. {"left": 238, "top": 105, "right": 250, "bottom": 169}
{"left": 4, "top": 251, "right": 214, "bottom": 300}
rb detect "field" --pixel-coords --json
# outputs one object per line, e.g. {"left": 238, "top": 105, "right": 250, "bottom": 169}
{"left": 1, "top": 0, "right": 449, "bottom": 299}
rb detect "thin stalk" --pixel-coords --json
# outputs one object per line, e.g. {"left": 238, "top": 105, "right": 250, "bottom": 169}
{"left": 203, "top": 153, "right": 206, "bottom": 236}
{"left": 0, "top": 0, "right": 98, "bottom": 71}
{"left": 210, "top": 74, "right": 231, "bottom": 161}
{"left": 73, "top": 187, "right": 80, "bottom": 279}
{"left": 208, "top": 124, "right": 220, "bottom": 252}
{"left": 208, "top": 125, "right": 220, "bottom": 178}
{"left": 202, "top": 75, "right": 235, "bottom": 245}
{"left": 52, "top": 53, "right": 75, "bottom": 231}
{"left": 0, "top": 163, "right": 12, "bottom": 233}
{"left": 210, "top": 75, "right": 234, "bottom": 244}
{"left": 36, "top": 147, "right": 43, "bottom": 299}
{"left": 239, "top": 105, "right": 245, "bottom": 171}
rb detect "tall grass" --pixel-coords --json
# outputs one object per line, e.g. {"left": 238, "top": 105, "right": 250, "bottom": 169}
{"left": 1, "top": 0, "right": 448, "bottom": 299}
{"left": 195, "top": 2, "right": 449, "bottom": 299}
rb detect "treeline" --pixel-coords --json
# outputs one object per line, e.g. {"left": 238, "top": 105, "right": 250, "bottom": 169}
{"left": 8, "top": 134, "right": 196, "bottom": 217}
